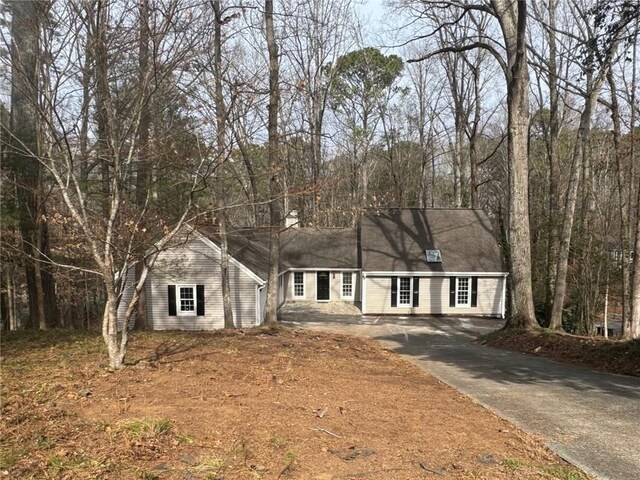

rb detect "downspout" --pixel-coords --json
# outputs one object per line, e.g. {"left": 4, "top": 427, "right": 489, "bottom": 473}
{"left": 501, "top": 274, "right": 508, "bottom": 319}
{"left": 257, "top": 283, "right": 266, "bottom": 325}
{"left": 361, "top": 272, "right": 367, "bottom": 315}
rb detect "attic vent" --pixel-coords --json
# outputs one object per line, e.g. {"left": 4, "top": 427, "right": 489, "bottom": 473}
{"left": 426, "top": 249, "right": 442, "bottom": 263}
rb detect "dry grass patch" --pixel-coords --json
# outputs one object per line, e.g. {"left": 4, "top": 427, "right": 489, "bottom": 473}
{"left": 1, "top": 327, "right": 589, "bottom": 479}
{"left": 482, "top": 329, "right": 640, "bottom": 377}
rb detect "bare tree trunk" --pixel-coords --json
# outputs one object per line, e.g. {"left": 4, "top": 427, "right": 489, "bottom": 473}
{"left": 34, "top": 203, "right": 46, "bottom": 330}
{"left": 8, "top": 269, "right": 17, "bottom": 330}
{"left": 232, "top": 129, "right": 260, "bottom": 226}
{"left": 495, "top": 0, "right": 537, "bottom": 328}
{"left": 95, "top": 0, "right": 112, "bottom": 218}
{"left": 8, "top": 0, "right": 58, "bottom": 330}
{"left": 549, "top": 85, "right": 598, "bottom": 330}
{"left": 102, "top": 278, "right": 122, "bottom": 368}
{"left": 379, "top": 111, "right": 402, "bottom": 205}
{"left": 136, "top": 0, "right": 151, "bottom": 208}
{"left": 409, "top": 59, "right": 431, "bottom": 208}
{"left": 40, "top": 221, "right": 58, "bottom": 328}
{"left": 94, "top": 0, "right": 128, "bottom": 368}
{"left": 308, "top": 86, "right": 330, "bottom": 219}
{"left": 630, "top": 180, "right": 640, "bottom": 339}
{"left": 452, "top": 133, "right": 462, "bottom": 207}
{"left": 543, "top": 0, "right": 560, "bottom": 327}
{"left": 283, "top": 0, "right": 352, "bottom": 222}
{"left": 1, "top": 269, "right": 9, "bottom": 331}
{"left": 83, "top": 272, "right": 90, "bottom": 330}
{"left": 264, "top": 0, "right": 282, "bottom": 325}
{"left": 431, "top": 135, "right": 436, "bottom": 208}
{"left": 468, "top": 64, "right": 481, "bottom": 208}
{"left": 134, "top": 0, "right": 150, "bottom": 330}
{"left": 22, "top": 0, "right": 207, "bottom": 367}
{"left": 79, "top": 15, "right": 92, "bottom": 187}
{"left": 408, "top": 1, "right": 533, "bottom": 324}
{"left": 104, "top": 269, "right": 137, "bottom": 369}
{"left": 219, "top": 216, "right": 235, "bottom": 328}
{"left": 310, "top": 105, "right": 322, "bottom": 218}
{"left": 608, "top": 71, "right": 631, "bottom": 336}
{"left": 442, "top": 43, "right": 466, "bottom": 208}
{"left": 7, "top": 266, "right": 16, "bottom": 330}
{"left": 628, "top": 22, "right": 640, "bottom": 340}
{"left": 212, "top": 0, "right": 235, "bottom": 329}
{"left": 418, "top": 100, "right": 427, "bottom": 208}
{"left": 361, "top": 158, "right": 369, "bottom": 208}
{"left": 549, "top": 20, "right": 622, "bottom": 329}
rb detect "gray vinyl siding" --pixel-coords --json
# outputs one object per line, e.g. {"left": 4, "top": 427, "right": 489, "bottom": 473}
{"left": 337, "top": 272, "right": 360, "bottom": 301}
{"left": 152, "top": 238, "right": 259, "bottom": 329}
{"left": 364, "top": 275, "right": 504, "bottom": 316}
{"left": 284, "top": 270, "right": 360, "bottom": 303}
{"left": 331, "top": 273, "right": 341, "bottom": 300}
{"left": 285, "top": 271, "right": 313, "bottom": 301}
{"left": 284, "top": 271, "right": 296, "bottom": 301}
{"left": 118, "top": 237, "right": 261, "bottom": 330}
{"left": 307, "top": 272, "right": 317, "bottom": 300}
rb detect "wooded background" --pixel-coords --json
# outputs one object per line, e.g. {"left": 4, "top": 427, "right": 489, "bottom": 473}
{"left": 1, "top": 1, "right": 639, "bottom": 362}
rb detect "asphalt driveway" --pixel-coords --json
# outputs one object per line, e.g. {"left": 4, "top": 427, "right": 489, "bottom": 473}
{"left": 281, "top": 309, "right": 640, "bottom": 480}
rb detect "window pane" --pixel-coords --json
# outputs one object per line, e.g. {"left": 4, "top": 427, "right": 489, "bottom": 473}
{"left": 399, "top": 277, "right": 411, "bottom": 306}
{"left": 456, "top": 278, "right": 470, "bottom": 306}
{"left": 179, "top": 286, "right": 195, "bottom": 312}
{"left": 294, "top": 272, "right": 304, "bottom": 297}
{"left": 342, "top": 273, "right": 353, "bottom": 297}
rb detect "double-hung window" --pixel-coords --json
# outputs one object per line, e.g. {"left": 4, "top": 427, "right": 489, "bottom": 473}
{"left": 178, "top": 285, "right": 196, "bottom": 315}
{"left": 168, "top": 284, "right": 204, "bottom": 316}
{"left": 342, "top": 272, "right": 354, "bottom": 299}
{"left": 293, "top": 272, "right": 305, "bottom": 298}
{"left": 398, "top": 277, "right": 412, "bottom": 306}
{"left": 391, "top": 277, "right": 420, "bottom": 308}
{"left": 456, "top": 277, "right": 471, "bottom": 307}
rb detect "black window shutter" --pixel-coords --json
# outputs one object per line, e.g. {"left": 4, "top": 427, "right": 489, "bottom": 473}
{"left": 413, "top": 277, "right": 420, "bottom": 307}
{"left": 391, "top": 277, "right": 397, "bottom": 307}
{"left": 449, "top": 277, "right": 456, "bottom": 307}
{"left": 471, "top": 277, "right": 478, "bottom": 307}
{"left": 196, "top": 285, "right": 205, "bottom": 316}
{"left": 168, "top": 285, "right": 177, "bottom": 316}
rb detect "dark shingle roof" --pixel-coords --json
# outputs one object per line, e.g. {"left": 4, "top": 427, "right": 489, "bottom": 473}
{"left": 279, "top": 228, "right": 358, "bottom": 269}
{"left": 361, "top": 209, "right": 505, "bottom": 273}
{"left": 226, "top": 234, "right": 274, "bottom": 280}
{"left": 199, "top": 227, "right": 274, "bottom": 281}
{"left": 195, "top": 209, "right": 503, "bottom": 278}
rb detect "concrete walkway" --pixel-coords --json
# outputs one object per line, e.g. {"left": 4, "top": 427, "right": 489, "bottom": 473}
{"left": 281, "top": 311, "right": 640, "bottom": 480}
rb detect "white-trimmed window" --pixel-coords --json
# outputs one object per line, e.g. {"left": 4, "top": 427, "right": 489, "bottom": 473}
{"left": 293, "top": 272, "right": 305, "bottom": 298}
{"left": 398, "top": 277, "right": 412, "bottom": 306}
{"left": 178, "top": 285, "right": 196, "bottom": 315}
{"left": 342, "top": 272, "right": 354, "bottom": 299}
{"left": 168, "top": 284, "right": 204, "bottom": 316}
{"left": 456, "top": 277, "right": 470, "bottom": 307}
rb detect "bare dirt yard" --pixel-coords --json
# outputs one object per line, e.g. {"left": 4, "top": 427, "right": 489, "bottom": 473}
{"left": 482, "top": 329, "right": 640, "bottom": 378}
{"left": 1, "top": 327, "right": 588, "bottom": 480}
